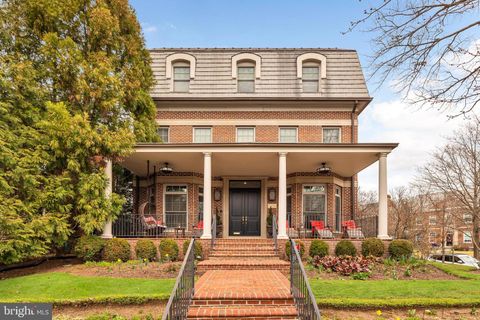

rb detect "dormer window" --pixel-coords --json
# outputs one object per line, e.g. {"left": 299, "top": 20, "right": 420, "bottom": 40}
{"left": 302, "top": 62, "right": 320, "bottom": 92}
{"left": 297, "top": 53, "right": 327, "bottom": 93}
{"left": 165, "top": 52, "right": 196, "bottom": 92}
{"left": 237, "top": 62, "right": 255, "bottom": 93}
{"left": 173, "top": 62, "right": 190, "bottom": 92}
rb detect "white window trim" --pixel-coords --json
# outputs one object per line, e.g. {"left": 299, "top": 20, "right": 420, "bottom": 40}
{"left": 163, "top": 184, "right": 189, "bottom": 229}
{"left": 302, "top": 184, "right": 327, "bottom": 226}
{"left": 236, "top": 127, "right": 256, "bottom": 143}
{"left": 279, "top": 127, "right": 298, "bottom": 143}
{"left": 297, "top": 53, "right": 327, "bottom": 79}
{"left": 334, "top": 186, "right": 342, "bottom": 232}
{"left": 231, "top": 53, "right": 261, "bottom": 79}
{"left": 165, "top": 53, "right": 196, "bottom": 79}
{"left": 322, "top": 127, "right": 342, "bottom": 143}
{"left": 193, "top": 127, "right": 212, "bottom": 143}
{"left": 157, "top": 126, "right": 170, "bottom": 143}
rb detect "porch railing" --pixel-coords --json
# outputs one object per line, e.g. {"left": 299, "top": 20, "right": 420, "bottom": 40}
{"left": 290, "top": 238, "right": 321, "bottom": 320}
{"left": 272, "top": 213, "right": 278, "bottom": 254}
{"left": 112, "top": 213, "right": 188, "bottom": 238}
{"left": 161, "top": 237, "right": 196, "bottom": 320}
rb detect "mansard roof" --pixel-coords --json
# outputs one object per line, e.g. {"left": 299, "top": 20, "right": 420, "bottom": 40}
{"left": 149, "top": 48, "right": 370, "bottom": 100}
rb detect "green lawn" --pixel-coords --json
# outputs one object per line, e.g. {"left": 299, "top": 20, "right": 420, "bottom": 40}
{"left": 0, "top": 272, "right": 175, "bottom": 304}
{"left": 310, "top": 279, "right": 480, "bottom": 307}
{"left": 429, "top": 261, "right": 480, "bottom": 280}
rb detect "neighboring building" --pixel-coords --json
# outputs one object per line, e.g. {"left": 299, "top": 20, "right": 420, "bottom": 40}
{"left": 103, "top": 48, "right": 397, "bottom": 239}
{"left": 413, "top": 193, "right": 473, "bottom": 250}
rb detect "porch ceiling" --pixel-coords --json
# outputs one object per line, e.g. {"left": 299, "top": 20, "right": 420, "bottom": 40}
{"left": 120, "top": 143, "right": 398, "bottom": 178}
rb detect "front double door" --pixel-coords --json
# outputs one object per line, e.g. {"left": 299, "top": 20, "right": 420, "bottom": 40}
{"left": 229, "top": 187, "right": 261, "bottom": 236}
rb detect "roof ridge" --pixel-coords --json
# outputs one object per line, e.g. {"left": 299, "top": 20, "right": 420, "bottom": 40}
{"left": 148, "top": 47, "right": 357, "bottom": 52}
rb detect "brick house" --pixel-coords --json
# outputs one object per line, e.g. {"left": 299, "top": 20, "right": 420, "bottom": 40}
{"left": 101, "top": 48, "right": 397, "bottom": 240}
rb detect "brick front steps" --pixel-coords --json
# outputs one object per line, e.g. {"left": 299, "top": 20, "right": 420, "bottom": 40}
{"left": 188, "top": 270, "right": 298, "bottom": 320}
{"left": 197, "top": 238, "right": 289, "bottom": 274}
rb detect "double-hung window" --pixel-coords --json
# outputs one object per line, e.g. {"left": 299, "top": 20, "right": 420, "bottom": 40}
{"left": 323, "top": 127, "right": 340, "bottom": 143}
{"left": 302, "top": 64, "right": 320, "bottom": 92}
{"left": 302, "top": 185, "right": 326, "bottom": 229}
{"left": 194, "top": 127, "right": 212, "bottom": 143}
{"left": 173, "top": 63, "right": 190, "bottom": 92}
{"left": 164, "top": 185, "right": 188, "bottom": 228}
{"left": 236, "top": 127, "right": 255, "bottom": 142}
{"left": 279, "top": 127, "right": 297, "bottom": 143}
{"left": 237, "top": 64, "right": 255, "bottom": 92}
{"left": 464, "top": 232, "right": 472, "bottom": 243}
{"left": 157, "top": 127, "right": 169, "bottom": 143}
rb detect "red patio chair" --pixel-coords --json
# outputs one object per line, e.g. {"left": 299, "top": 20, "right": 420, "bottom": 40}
{"left": 193, "top": 220, "right": 203, "bottom": 238}
{"left": 311, "top": 220, "right": 334, "bottom": 239}
{"left": 342, "top": 220, "right": 364, "bottom": 239}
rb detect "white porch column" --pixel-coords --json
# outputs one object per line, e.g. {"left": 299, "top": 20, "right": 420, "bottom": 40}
{"left": 278, "top": 152, "right": 288, "bottom": 239}
{"left": 201, "top": 152, "right": 212, "bottom": 239}
{"left": 377, "top": 152, "right": 390, "bottom": 239}
{"left": 102, "top": 159, "right": 113, "bottom": 239}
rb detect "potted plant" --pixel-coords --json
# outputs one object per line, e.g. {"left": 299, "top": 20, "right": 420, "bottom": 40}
{"left": 215, "top": 209, "right": 223, "bottom": 237}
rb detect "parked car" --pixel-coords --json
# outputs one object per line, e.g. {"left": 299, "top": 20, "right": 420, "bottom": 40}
{"left": 428, "top": 254, "right": 480, "bottom": 269}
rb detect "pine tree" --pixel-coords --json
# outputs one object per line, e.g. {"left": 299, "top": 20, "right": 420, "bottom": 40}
{"left": 0, "top": 0, "right": 156, "bottom": 264}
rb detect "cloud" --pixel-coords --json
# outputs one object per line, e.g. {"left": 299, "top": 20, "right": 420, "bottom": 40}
{"left": 141, "top": 22, "right": 158, "bottom": 34}
{"left": 358, "top": 99, "right": 467, "bottom": 192}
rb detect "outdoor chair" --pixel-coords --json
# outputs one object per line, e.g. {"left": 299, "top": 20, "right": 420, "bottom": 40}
{"left": 342, "top": 220, "right": 364, "bottom": 239}
{"left": 193, "top": 220, "right": 203, "bottom": 238}
{"left": 310, "top": 220, "right": 334, "bottom": 239}
{"left": 139, "top": 202, "right": 166, "bottom": 237}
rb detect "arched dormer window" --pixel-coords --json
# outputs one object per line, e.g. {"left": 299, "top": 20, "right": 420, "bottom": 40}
{"left": 297, "top": 53, "right": 327, "bottom": 93}
{"left": 165, "top": 53, "right": 196, "bottom": 92}
{"left": 232, "top": 53, "right": 261, "bottom": 93}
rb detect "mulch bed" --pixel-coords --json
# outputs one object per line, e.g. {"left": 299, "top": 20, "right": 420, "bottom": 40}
{"left": 0, "top": 258, "right": 181, "bottom": 279}
{"left": 307, "top": 262, "right": 459, "bottom": 280}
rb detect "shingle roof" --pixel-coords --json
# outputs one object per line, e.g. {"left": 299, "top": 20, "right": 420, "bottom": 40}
{"left": 149, "top": 48, "right": 370, "bottom": 99}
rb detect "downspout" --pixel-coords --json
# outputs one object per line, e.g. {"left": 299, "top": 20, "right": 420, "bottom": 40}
{"left": 351, "top": 101, "right": 358, "bottom": 220}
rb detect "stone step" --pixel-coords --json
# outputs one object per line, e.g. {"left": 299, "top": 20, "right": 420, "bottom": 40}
{"left": 187, "top": 305, "right": 298, "bottom": 319}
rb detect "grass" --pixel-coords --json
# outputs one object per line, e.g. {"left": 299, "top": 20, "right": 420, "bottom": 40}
{"left": 310, "top": 279, "right": 480, "bottom": 308}
{"left": 0, "top": 272, "right": 175, "bottom": 304}
{"left": 429, "top": 261, "right": 480, "bottom": 280}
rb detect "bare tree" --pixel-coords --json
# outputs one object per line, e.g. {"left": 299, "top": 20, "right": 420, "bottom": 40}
{"left": 418, "top": 116, "right": 480, "bottom": 258}
{"left": 389, "top": 186, "right": 419, "bottom": 239}
{"left": 348, "top": 0, "right": 480, "bottom": 116}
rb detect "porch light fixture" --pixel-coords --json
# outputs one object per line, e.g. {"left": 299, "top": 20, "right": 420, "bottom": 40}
{"left": 316, "top": 162, "right": 331, "bottom": 174}
{"left": 268, "top": 188, "right": 276, "bottom": 201}
{"left": 160, "top": 162, "right": 173, "bottom": 174}
{"left": 214, "top": 188, "right": 222, "bottom": 201}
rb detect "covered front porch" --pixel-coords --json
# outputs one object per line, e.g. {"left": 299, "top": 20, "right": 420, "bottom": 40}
{"left": 102, "top": 143, "right": 397, "bottom": 240}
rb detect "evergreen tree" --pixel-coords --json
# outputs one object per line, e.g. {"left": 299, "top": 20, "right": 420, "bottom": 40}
{"left": 0, "top": 0, "right": 156, "bottom": 264}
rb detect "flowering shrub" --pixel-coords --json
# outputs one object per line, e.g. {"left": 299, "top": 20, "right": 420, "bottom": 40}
{"left": 312, "top": 255, "right": 374, "bottom": 275}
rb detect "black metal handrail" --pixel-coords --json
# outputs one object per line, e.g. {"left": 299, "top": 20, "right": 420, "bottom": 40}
{"left": 161, "top": 238, "right": 196, "bottom": 320}
{"left": 272, "top": 213, "right": 278, "bottom": 254}
{"left": 290, "top": 239, "right": 321, "bottom": 320}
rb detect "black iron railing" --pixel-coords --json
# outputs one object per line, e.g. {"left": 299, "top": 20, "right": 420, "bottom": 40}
{"left": 161, "top": 238, "right": 196, "bottom": 320}
{"left": 272, "top": 213, "right": 278, "bottom": 254}
{"left": 290, "top": 239, "right": 321, "bottom": 320}
{"left": 113, "top": 213, "right": 166, "bottom": 238}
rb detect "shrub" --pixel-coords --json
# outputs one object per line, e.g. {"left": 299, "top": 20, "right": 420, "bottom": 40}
{"left": 285, "top": 240, "right": 305, "bottom": 260}
{"left": 388, "top": 239, "right": 414, "bottom": 260}
{"left": 309, "top": 240, "right": 329, "bottom": 258}
{"left": 74, "top": 235, "right": 105, "bottom": 262}
{"left": 183, "top": 239, "right": 203, "bottom": 260}
{"left": 335, "top": 240, "right": 357, "bottom": 256}
{"left": 312, "top": 255, "right": 373, "bottom": 275}
{"left": 159, "top": 239, "right": 179, "bottom": 261}
{"left": 361, "top": 238, "right": 385, "bottom": 257}
{"left": 135, "top": 240, "right": 157, "bottom": 261}
{"left": 102, "top": 238, "right": 131, "bottom": 262}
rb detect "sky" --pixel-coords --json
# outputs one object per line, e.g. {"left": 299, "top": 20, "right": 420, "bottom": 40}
{"left": 130, "top": 0, "right": 468, "bottom": 192}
